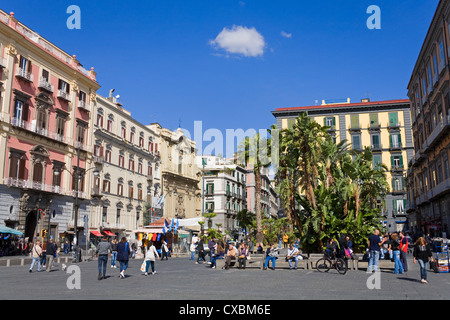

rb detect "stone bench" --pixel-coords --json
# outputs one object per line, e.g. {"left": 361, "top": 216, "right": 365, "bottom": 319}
{"left": 215, "top": 254, "right": 265, "bottom": 269}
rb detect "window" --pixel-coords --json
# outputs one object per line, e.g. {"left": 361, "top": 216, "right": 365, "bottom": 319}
{"left": 41, "top": 69, "right": 49, "bottom": 82}
{"left": 96, "top": 114, "right": 103, "bottom": 127}
{"left": 102, "top": 206, "right": 108, "bottom": 224}
{"left": 373, "top": 154, "right": 382, "bottom": 169}
{"left": 103, "top": 179, "right": 111, "bottom": 193}
{"left": 76, "top": 124, "right": 86, "bottom": 144}
{"left": 107, "top": 119, "right": 113, "bottom": 132}
{"left": 117, "top": 183, "right": 123, "bottom": 196}
{"left": 36, "top": 109, "right": 48, "bottom": 131}
{"left": 128, "top": 185, "right": 134, "bottom": 199}
{"left": 128, "top": 158, "right": 135, "bottom": 171}
{"left": 58, "top": 79, "right": 70, "bottom": 94}
{"left": 121, "top": 122, "right": 126, "bottom": 139}
{"left": 389, "top": 112, "right": 399, "bottom": 127}
{"left": 350, "top": 114, "right": 359, "bottom": 129}
{"left": 351, "top": 135, "right": 361, "bottom": 150}
{"left": 371, "top": 134, "right": 380, "bottom": 149}
{"left": 118, "top": 155, "right": 124, "bottom": 168}
{"left": 324, "top": 117, "right": 335, "bottom": 128}
{"left": 439, "top": 37, "right": 445, "bottom": 66}
{"left": 13, "top": 99, "right": 28, "bottom": 124}
{"left": 130, "top": 131, "right": 134, "bottom": 144}
{"left": 116, "top": 209, "right": 121, "bottom": 224}
{"left": 8, "top": 151, "right": 25, "bottom": 180}
{"left": 139, "top": 136, "right": 144, "bottom": 148}
{"left": 105, "top": 149, "right": 111, "bottom": 163}
{"left": 443, "top": 154, "right": 449, "bottom": 180}
{"left": 206, "top": 183, "right": 214, "bottom": 196}
{"left": 55, "top": 116, "right": 65, "bottom": 138}
{"left": 94, "top": 145, "right": 103, "bottom": 157}
{"left": 391, "top": 155, "right": 403, "bottom": 168}
{"left": 138, "top": 187, "right": 143, "bottom": 201}
{"left": 433, "top": 51, "right": 439, "bottom": 77}
{"left": 147, "top": 164, "right": 152, "bottom": 176}
{"left": 370, "top": 113, "right": 379, "bottom": 127}
{"left": 390, "top": 133, "right": 402, "bottom": 148}
{"left": 138, "top": 162, "right": 143, "bottom": 174}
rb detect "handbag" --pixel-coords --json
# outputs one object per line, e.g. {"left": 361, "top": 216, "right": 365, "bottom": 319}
{"left": 140, "top": 261, "right": 146, "bottom": 272}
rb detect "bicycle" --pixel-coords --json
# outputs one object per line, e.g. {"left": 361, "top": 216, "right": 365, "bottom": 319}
{"left": 315, "top": 252, "right": 348, "bottom": 275}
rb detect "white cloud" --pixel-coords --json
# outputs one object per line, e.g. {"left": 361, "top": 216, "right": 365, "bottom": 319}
{"left": 280, "top": 31, "right": 292, "bottom": 38}
{"left": 210, "top": 25, "right": 266, "bottom": 58}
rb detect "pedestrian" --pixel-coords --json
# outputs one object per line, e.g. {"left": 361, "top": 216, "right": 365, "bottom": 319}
{"left": 224, "top": 243, "right": 238, "bottom": 269}
{"left": 325, "top": 238, "right": 338, "bottom": 259}
{"left": 263, "top": 243, "right": 279, "bottom": 270}
{"left": 283, "top": 233, "right": 289, "bottom": 249}
{"left": 160, "top": 240, "right": 169, "bottom": 260}
{"left": 144, "top": 241, "right": 160, "bottom": 276}
{"left": 391, "top": 233, "right": 404, "bottom": 274}
{"left": 63, "top": 240, "right": 69, "bottom": 255}
{"left": 237, "top": 242, "right": 249, "bottom": 269}
{"left": 29, "top": 241, "right": 42, "bottom": 273}
{"left": 96, "top": 236, "right": 112, "bottom": 280}
{"left": 399, "top": 231, "right": 408, "bottom": 272}
{"left": 110, "top": 238, "right": 118, "bottom": 268}
{"left": 190, "top": 241, "right": 196, "bottom": 261}
{"left": 247, "top": 238, "right": 254, "bottom": 254}
{"left": 367, "top": 229, "right": 385, "bottom": 273}
{"left": 117, "top": 237, "right": 130, "bottom": 279}
{"left": 45, "top": 238, "right": 57, "bottom": 272}
{"left": 210, "top": 243, "right": 225, "bottom": 269}
{"left": 413, "top": 237, "right": 434, "bottom": 284}
{"left": 195, "top": 237, "right": 206, "bottom": 264}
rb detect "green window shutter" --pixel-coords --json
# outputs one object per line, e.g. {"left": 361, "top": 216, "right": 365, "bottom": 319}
{"left": 323, "top": 118, "right": 326, "bottom": 126}
{"left": 398, "top": 133, "right": 402, "bottom": 146}
{"left": 391, "top": 156, "right": 394, "bottom": 167}
{"left": 333, "top": 117, "right": 336, "bottom": 126}
{"left": 393, "top": 200, "right": 397, "bottom": 213}
{"left": 399, "top": 155, "right": 404, "bottom": 167}
{"left": 389, "top": 112, "right": 398, "bottom": 125}
{"left": 389, "top": 134, "right": 393, "bottom": 147}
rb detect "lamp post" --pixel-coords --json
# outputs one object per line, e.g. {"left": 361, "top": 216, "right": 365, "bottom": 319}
{"left": 54, "top": 161, "right": 99, "bottom": 262}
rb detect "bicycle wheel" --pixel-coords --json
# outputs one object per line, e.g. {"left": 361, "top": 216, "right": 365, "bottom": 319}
{"left": 316, "top": 258, "right": 331, "bottom": 272}
{"left": 335, "top": 258, "right": 347, "bottom": 275}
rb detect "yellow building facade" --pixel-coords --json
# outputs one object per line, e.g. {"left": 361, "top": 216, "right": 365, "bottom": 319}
{"left": 272, "top": 99, "right": 413, "bottom": 232}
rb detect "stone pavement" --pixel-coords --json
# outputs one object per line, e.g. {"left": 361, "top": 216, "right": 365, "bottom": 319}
{"left": 0, "top": 253, "right": 449, "bottom": 301}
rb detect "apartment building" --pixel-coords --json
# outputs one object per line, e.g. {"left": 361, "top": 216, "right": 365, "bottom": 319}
{"left": 272, "top": 98, "right": 413, "bottom": 232}
{"left": 197, "top": 155, "right": 248, "bottom": 234}
{"left": 407, "top": 0, "right": 450, "bottom": 237}
{"left": 0, "top": 11, "right": 100, "bottom": 241}
{"left": 89, "top": 94, "right": 161, "bottom": 239}
{"left": 149, "top": 125, "right": 201, "bottom": 222}
{"left": 246, "top": 166, "right": 277, "bottom": 220}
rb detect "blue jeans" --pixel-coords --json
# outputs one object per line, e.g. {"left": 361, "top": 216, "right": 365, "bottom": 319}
{"left": 30, "top": 257, "right": 41, "bottom": 271}
{"left": 190, "top": 251, "right": 195, "bottom": 260}
{"left": 145, "top": 260, "right": 155, "bottom": 273}
{"left": 98, "top": 255, "right": 108, "bottom": 277}
{"left": 111, "top": 252, "right": 117, "bottom": 266}
{"left": 264, "top": 256, "right": 276, "bottom": 269}
{"left": 393, "top": 250, "right": 404, "bottom": 274}
{"left": 287, "top": 257, "right": 299, "bottom": 269}
{"left": 368, "top": 250, "right": 380, "bottom": 272}
{"left": 119, "top": 260, "right": 128, "bottom": 273}
{"left": 417, "top": 259, "right": 428, "bottom": 280}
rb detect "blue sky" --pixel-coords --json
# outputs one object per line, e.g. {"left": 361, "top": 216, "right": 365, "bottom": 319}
{"left": 4, "top": 0, "right": 438, "bottom": 155}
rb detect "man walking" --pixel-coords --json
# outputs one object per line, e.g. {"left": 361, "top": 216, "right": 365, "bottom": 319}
{"left": 96, "top": 236, "right": 112, "bottom": 280}
{"left": 367, "top": 229, "right": 386, "bottom": 273}
{"left": 399, "top": 232, "right": 409, "bottom": 273}
{"left": 45, "top": 238, "right": 57, "bottom": 272}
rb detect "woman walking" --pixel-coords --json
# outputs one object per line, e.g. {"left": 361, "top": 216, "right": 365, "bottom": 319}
{"left": 117, "top": 237, "right": 130, "bottom": 279}
{"left": 391, "top": 233, "right": 404, "bottom": 274}
{"left": 413, "top": 237, "right": 434, "bottom": 284}
{"left": 144, "top": 241, "right": 160, "bottom": 276}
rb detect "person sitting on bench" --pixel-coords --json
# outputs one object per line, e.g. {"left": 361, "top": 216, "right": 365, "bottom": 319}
{"left": 224, "top": 243, "right": 237, "bottom": 269}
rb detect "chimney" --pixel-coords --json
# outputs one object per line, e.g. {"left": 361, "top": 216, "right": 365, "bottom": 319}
{"left": 361, "top": 98, "right": 370, "bottom": 103}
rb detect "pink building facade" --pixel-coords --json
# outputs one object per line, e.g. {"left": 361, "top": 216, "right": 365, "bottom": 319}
{"left": 0, "top": 11, "right": 100, "bottom": 242}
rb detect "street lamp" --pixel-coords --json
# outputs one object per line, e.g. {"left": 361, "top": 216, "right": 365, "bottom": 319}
{"left": 54, "top": 165, "right": 99, "bottom": 262}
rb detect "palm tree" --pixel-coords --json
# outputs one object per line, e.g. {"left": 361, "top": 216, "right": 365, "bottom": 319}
{"left": 237, "top": 131, "right": 272, "bottom": 244}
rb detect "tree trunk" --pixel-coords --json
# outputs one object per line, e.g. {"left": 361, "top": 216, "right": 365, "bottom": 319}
{"left": 254, "top": 168, "right": 264, "bottom": 244}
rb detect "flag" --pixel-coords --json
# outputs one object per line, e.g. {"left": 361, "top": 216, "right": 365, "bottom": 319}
{"left": 175, "top": 218, "right": 179, "bottom": 234}
{"left": 169, "top": 218, "right": 174, "bottom": 232}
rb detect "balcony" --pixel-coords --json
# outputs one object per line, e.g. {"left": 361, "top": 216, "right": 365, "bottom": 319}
{"left": 74, "top": 141, "right": 89, "bottom": 152}
{"left": 371, "top": 144, "right": 382, "bottom": 151}
{"left": 10, "top": 117, "right": 68, "bottom": 144}
{"left": 368, "top": 123, "right": 381, "bottom": 131}
{"left": 93, "top": 155, "right": 104, "bottom": 164}
{"left": 146, "top": 174, "right": 153, "bottom": 181}
{"left": 388, "top": 122, "right": 401, "bottom": 130}
{"left": 57, "top": 89, "right": 71, "bottom": 102}
{"left": 38, "top": 77, "right": 54, "bottom": 92}
{"left": 91, "top": 187, "right": 102, "bottom": 197}
{"left": 71, "top": 190, "right": 87, "bottom": 199}
{"left": 425, "top": 115, "right": 450, "bottom": 150}
{"left": 389, "top": 142, "right": 403, "bottom": 151}
{"left": 348, "top": 124, "right": 361, "bottom": 132}
{"left": 78, "top": 100, "right": 90, "bottom": 112}
{"left": 4, "top": 177, "right": 65, "bottom": 194}
{"left": 391, "top": 165, "right": 404, "bottom": 172}
{"left": 15, "top": 67, "right": 33, "bottom": 82}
